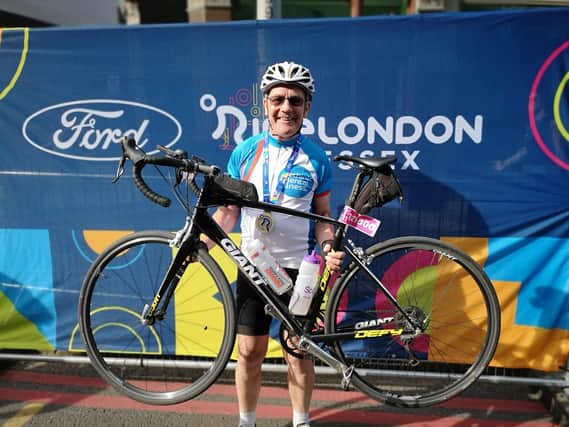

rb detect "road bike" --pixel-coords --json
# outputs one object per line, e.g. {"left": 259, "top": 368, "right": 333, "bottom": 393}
{"left": 78, "top": 137, "right": 500, "bottom": 408}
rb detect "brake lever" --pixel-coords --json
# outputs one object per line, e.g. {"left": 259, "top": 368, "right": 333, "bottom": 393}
{"left": 175, "top": 167, "right": 184, "bottom": 187}
{"left": 157, "top": 144, "right": 187, "bottom": 160}
{"left": 112, "top": 150, "right": 127, "bottom": 183}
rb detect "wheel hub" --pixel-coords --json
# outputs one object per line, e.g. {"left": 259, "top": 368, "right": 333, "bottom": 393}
{"left": 395, "top": 306, "right": 428, "bottom": 340}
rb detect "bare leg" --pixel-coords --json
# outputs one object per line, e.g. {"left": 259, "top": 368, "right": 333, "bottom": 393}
{"left": 235, "top": 334, "right": 269, "bottom": 414}
{"left": 283, "top": 350, "right": 315, "bottom": 422}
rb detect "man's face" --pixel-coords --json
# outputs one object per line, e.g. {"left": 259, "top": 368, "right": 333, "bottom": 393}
{"left": 263, "top": 85, "right": 311, "bottom": 140}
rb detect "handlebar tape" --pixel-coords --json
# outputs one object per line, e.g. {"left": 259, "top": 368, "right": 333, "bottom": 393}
{"left": 121, "top": 136, "right": 220, "bottom": 207}
{"left": 132, "top": 163, "right": 171, "bottom": 208}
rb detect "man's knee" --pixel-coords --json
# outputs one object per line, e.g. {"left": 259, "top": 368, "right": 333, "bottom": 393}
{"left": 237, "top": 335, "right": 268, "bottom": 367}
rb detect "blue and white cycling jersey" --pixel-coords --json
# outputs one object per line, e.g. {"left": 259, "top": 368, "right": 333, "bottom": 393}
{"left": 227, "top": 132, "right": 332, "bottom": 268}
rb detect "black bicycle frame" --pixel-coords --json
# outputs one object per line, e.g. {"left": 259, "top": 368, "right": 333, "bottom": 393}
{"left": 118, "top": 136, "right": 417, "bottom": 346}
{"left": 194, "top": 203, "right": 345, "bottom": 338}
{"left": 142, "top": 162, "right": 420, "bottom": 339}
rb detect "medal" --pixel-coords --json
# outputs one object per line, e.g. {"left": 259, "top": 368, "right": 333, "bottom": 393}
{"left": 257, "top": 133, "right": 302, "bottom": 234}
{"left": 256, "top": 211, "right": 274, "bottom": 233}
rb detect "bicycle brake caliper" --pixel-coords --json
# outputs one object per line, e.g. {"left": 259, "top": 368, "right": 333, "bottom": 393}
{"left": 170, "top": 216, "right": 192, "bottom": 248}
{"left": 347, "top": 239, "right": 372, "bottom": 265}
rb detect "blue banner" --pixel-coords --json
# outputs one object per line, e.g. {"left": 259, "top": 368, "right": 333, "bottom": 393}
{"left": 0, "top": 8, "right": 568, "bottom": 370}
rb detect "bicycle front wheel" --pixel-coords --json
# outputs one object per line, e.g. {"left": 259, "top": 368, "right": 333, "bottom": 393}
{"left": 78, "top": 231, "right": 236, "bottom": 405}
{"left": 325, "top": 236, "right": 500, "bottom": 407}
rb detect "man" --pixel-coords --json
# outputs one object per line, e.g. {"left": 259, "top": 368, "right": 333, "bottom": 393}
{"left": 207, "top": 61, "right": 343, "bottom": 427}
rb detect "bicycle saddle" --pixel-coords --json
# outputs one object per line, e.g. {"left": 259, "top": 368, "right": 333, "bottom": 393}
{"left": 333, "top": 155, "right": 397, "bottom": 170}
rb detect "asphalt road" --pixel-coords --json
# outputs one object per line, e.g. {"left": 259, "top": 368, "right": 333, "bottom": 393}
{"left": 0, "top": 359, "right": 560, "bottom": 427}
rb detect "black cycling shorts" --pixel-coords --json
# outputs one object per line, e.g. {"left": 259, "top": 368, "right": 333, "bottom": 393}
{"left": 236, "top": 267, "right": 298, "bottom": 336}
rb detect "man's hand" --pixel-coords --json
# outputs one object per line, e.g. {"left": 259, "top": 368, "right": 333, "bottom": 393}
{"left": 322, "top": 240, "right": 344, "bottom": 272}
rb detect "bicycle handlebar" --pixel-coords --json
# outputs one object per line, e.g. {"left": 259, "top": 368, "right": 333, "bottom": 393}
{"left": 117, "top": 137, "right": 399, "bottom": 209}
{"left": 118, "top": 137, "right": 220, "bottom": 207}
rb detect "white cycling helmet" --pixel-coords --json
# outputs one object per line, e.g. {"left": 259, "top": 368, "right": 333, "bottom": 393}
{"left": 260, "top": 61, "right": 315, "bottom": 98}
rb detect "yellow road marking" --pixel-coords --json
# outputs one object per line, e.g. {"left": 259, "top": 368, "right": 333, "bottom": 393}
{"left": 3, "top": 402, "right": 45, "bottom": 427}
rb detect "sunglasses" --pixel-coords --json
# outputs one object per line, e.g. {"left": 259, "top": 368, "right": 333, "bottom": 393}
{"left": 267, "top": 95, "right": 306, "bottom": 107}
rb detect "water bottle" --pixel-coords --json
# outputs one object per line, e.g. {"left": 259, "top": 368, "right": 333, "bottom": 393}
{"left": 289, "top": 250, "right": 322, "bottom": 316}
{"left": 243, "top": 239, "right": 292, "bottom": 295}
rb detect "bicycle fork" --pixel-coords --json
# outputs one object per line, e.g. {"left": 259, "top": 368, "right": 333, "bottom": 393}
{"left": 141, "top": 216, "right": 198, "bottom": 325}
{"left": 140, "top": 257, "right": 188, "bottom": 325}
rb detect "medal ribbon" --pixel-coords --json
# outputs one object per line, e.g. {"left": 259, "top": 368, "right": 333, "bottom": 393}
{"left": 262, "top": 132, "right": 301, "bottom": 204}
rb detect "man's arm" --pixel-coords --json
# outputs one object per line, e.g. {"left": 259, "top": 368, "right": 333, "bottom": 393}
{"left": 312, "top": 194, "right": 343, "bottom": 272}
{"left": 201, "top": 205, "right": 240, "bottom": 250}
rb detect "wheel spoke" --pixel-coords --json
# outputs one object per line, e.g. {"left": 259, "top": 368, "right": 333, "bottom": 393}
{"left": 79, "top": 231, "right": 236, "bottom": 405}
{"left": 325, "top": 236, "right": 500, "bottom": 407}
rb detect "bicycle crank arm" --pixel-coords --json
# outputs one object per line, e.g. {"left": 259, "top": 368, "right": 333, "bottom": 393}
{"left": 298, "top": 336, "right": 354, "bottom": 390}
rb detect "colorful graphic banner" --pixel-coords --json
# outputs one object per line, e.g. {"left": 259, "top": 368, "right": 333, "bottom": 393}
{"left": 0, "top": 8, "right": 568, "bottom": 371}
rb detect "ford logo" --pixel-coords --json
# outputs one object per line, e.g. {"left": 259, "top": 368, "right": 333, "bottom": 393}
{"left": 22, "top": 99, "right": 182, "bottom": 161}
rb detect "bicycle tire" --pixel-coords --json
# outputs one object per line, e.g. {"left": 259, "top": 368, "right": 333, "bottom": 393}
{"left": 324, "top": 236, "right": 500, "bottom": 408}
{"left": 78, "top": 230, "right": 236, "bottom": 405}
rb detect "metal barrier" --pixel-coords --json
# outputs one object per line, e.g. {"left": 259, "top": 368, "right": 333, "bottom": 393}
{"left": 1, "top": 351, "right": 567, "bottom": 389}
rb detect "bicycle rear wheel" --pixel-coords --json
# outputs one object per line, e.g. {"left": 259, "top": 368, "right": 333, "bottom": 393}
{"left": 78, "top": 231, "right": 236, "bottom": 405}
{"left": 325, "top": 236, "right": 500, "bottom": 407}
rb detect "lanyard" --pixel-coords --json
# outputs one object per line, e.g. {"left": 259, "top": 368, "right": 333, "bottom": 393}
{"left": 262, "top": 132, "right": 301, "bottom": 204}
